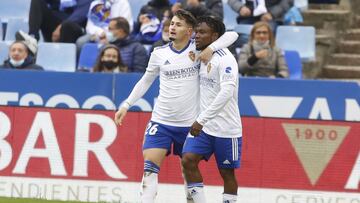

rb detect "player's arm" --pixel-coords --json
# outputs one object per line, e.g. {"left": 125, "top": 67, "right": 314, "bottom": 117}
{"left": 197, "top": 31, "right": 238, "bottom": 63}
{"left": 114, "top": 53, "right": 160, "bottom": 125}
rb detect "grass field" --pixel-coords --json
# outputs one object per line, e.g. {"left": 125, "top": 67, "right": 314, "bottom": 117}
{"left": 0, "top": 197, "right": 95, "bottom": 203}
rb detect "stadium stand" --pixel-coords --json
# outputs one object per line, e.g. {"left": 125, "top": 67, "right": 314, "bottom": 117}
{"left": 36, "top": 42, "right": 77, "bottom": 72}
{"left": 0, "top": 0, "right": 31, "bottom": 22}
{"left": 4, "top": 18, "right": 28, "bottom": 41}
{"left": 78, "top": 43, "right": 101, "bottom": 71}
{"left": 0, "top": 41, "right": 9, "bottom": 63}
{"left": 284, "top": 50, "right": 303, "bottom": 79}
{"left": 276, "top": 25, "right": 316, "bottom": 62}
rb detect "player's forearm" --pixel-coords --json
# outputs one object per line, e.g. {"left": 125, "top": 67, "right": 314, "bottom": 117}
{"left": 196, "top": 84, "right": 235, "bottom": 125}
{"left": 208, "top": 31, "right": 238, "bottom": 51}
{"left": 121, "top": 72, "right": 157, "bottom": 109}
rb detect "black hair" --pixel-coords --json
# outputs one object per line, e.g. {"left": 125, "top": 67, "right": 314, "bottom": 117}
{"left": 173, "top": 9, "right": 197, "bottom": 28}
{"left": 196, "top": 15, "right": 225, "bottom": 37}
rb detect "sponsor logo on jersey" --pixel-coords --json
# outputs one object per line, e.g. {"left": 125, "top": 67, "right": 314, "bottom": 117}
{"left": 225, "top": 67, "right": 232, "bottom": 73}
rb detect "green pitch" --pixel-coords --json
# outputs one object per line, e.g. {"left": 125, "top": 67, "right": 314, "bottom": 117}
{"left": 0, "top": 197, "right": 95, "bottom": 203}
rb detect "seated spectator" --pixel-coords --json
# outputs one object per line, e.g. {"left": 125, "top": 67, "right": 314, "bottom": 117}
{"left": 107, "top": 17, "right": 148, "bottom": 72}
{"left": 238, "top": 22, "right": 288, "bottom": 78}
{"left": 0, "top": 41, "right": 43, "bottom": 71}
{"left": 150, "top": 19, "right": 171, "bottom": 52}
{"left": 16, "top": 0, "right": 92, "bottom": 49}
{"left": 133, "top": 0, "right": 172, "bottom": 36}
{"left": 173, "top": 0, "right": 223, "bottom": 20}
{"left": 135, "top": 13, "right": 162, "bottom": 44}
{"left": 228, "top": 0, "right": 293, "bottom": 29}
{"left": 93, "top": 44, "right": 127, "bottom": 73}
{"left": 76, "top": 0, "right": 133, "bottom": 52}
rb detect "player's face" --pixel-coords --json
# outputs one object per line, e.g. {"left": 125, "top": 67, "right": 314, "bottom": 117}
{"left": 169, "top": 16, "right": 192, "bottom": 42}
{"left": 195, "top": 22, "right": 216, "bottom": 51}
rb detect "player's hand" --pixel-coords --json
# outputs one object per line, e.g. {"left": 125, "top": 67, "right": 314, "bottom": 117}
{"left": 190, "top": 121, "right": 203, "bottom": 136}
{"left": 114, "top": 107, "right": 128, "bottom": 126}
{"left": 197, "top": 47, "right": 213, "bottom": 64}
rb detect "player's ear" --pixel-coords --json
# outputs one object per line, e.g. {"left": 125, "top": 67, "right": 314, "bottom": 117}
{"left": 188, "top": 27, "right": 193, "bottom": 36}
{"left": 212, "top": 32, "right": 219, "bottom": 41}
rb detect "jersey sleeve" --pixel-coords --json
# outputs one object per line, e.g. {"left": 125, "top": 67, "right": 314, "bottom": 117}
{"left": 121, "top": 52, "right": 161, "bottom": 109}
{"left": 209, "top": 31, "right": 238, "bottom": 51}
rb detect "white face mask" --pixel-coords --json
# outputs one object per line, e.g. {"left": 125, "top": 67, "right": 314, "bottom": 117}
{"left": 162, "top": 32, "right": 169, "bottom": 42}
{"left": 106, "top": 31, "right": 116, "bottom": 42}
{"left": 10, "top": 58, "right": 25, "bottom": 67}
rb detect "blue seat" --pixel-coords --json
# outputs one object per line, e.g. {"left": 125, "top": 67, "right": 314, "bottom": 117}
{"left": 234, "top": 24, "right": 253, "bottom": 35}
{"left": 284, "top": 50, "right": 302, "bottom": 79}
{"left": 5, "top": 18, "right": 28, "bottom": 41}
{"left": 36, "top": 43, "right": 76, "bottom": 72}
{"left": 0, "top": 41, "right": 10, "bottom": 64}
{"left": 276, "top": 26, "right": 316, "bottom": 61}
{"left": 223, "top": 0, "right": 238, "bottom": 30}
{"left": 78, "top": 43, "right": 100, "bottom": 71}
{"left": 0, "top": 0, "right": 31, "bottom": 22}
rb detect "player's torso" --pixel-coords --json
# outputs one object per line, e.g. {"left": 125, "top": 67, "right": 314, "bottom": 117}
{"left": 199, "top": 49, "right": 242, "bottom": 138}
{"left": 151, "top": 41, "right": 200, "bottom": 126}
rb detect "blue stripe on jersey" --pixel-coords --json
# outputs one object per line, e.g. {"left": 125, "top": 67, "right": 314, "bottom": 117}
{"left": 144, "top": 160, "right": 160, "bottom": 173}
{"left": 187, "top": 182, "right": 204, "bottom": 188}
{"left": 215, "top": 49, "right": 227, "bottom": 57}
{"left": 169, "top": 39, "right": 192, "bottom": 54}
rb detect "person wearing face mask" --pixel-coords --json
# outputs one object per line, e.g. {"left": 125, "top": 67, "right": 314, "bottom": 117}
{"left": 106, "top": 17, "right": 148, "bottom": 73}
{"left": 93, "top": 44, "right": 127, "bottom": 73}
{"left": 238, "top": 21, "right": 288, "bottom": 78}
{"left": 0, "top": 41, "right": 43, "bottom": 71}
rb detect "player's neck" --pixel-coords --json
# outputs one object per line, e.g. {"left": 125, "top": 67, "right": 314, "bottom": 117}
{"left": 172, "top": 37, "right": 191, "bottom": 51}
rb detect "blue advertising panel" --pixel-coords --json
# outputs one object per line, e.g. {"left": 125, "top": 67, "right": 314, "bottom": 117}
{"left": 0, "top": 70, "right": 359, "bottom": 121}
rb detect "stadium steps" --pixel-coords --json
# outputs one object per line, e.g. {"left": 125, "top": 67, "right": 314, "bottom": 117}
{"left": 328, "top": 53, "right": 360, "bottom": 65}
{"left": 302, "top": 9, "right": 350, "bottom": 30}
{"left": 343, "top": 29, "right": 360, "bottom": 40}
{"left": 322, "top": 65, "right": 360, "bottom": 78}
{"left": 337, "top": 40, "right": 360, "bottom": 54}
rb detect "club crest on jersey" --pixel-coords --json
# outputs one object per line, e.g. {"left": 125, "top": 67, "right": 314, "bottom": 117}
{"left": 207, "top": 63, "right": 212, "bottom": 73}
{"left": 189, "top": 51, "right": 195, "bottom": 61}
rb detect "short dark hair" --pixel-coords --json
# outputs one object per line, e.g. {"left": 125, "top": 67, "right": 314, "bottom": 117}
{"left": 196, "top": 15, "right": 225, "bottom": 37}
{"left": 173, "top": 9, "right": 197, "bottom": 28}
{"left": 110, "top": 17, "right": 130, "bottom": 35}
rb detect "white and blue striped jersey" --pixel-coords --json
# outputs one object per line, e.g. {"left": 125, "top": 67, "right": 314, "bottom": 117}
{"left": 196, "top": 48, "right": 242, "bottom": 138}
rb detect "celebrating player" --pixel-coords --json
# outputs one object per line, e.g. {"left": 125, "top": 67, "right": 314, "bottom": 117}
{"left": 182, "top": 16, "right": 243, "bottom": 203}
{"left": 114, "top": 9, "right": 238, "bottom": 203}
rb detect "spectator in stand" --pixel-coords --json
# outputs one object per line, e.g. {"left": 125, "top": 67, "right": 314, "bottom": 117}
{"left": 150, "top": 19, "right": 171, "bottom": 52}
{"left": 228, "top": 0, "right": 293, "bottom": 29}
{"left": 93, "top": 44, "right": 127, "bottom": 73}
{"left": 76, "top": 0, "right": 133, "bottom": 52}
{"left": 238, "top": 21, "right": 288, "bottom": 78}
{"left": 135, "top": 13, "right": 163, "bottom": 44}
{"left": 107, "top": 17, "right": 148, "bottom": 72}
{"left": 172, "top": 0, "right": 224, "bottom": 20}
{"left": 132, "top": 0, "right": 172, "bottom": 37}
{"left": 16, "top": 0, "right": 92, "bottom": 46}
{"left": 0, "top": 41, "right": 43, "bottom": 71}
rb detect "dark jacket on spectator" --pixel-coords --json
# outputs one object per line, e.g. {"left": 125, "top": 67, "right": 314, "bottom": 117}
{"left": 228, "top": 0, "right": 293, "bottom": 22}
{"left": 0, "top": 56, "right": 44, "bottom": 71}
{"left": 111, "top": 37, "right": 149, "bottom": 72}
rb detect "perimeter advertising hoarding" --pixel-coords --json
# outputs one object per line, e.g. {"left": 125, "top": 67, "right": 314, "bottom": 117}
{"left": 0, "top": 70, "right": 359, "bottom": 121}
{"left": 0, "top": 106, "right": 358, "bottom": 202}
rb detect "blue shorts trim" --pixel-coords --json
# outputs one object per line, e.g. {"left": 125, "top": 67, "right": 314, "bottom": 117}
{"left": 142, "top": 121, "right": 190, "bottom": 156}
{"left": 182, "top": 132, "right": 242, "bottom": 169}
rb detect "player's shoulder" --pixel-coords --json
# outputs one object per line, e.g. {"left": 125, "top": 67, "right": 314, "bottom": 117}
{"left": 153, "top": 43, "right": 170, "bottom": 52}
{"left": 214, "top": 48, "right": 231, "bottom": 58}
